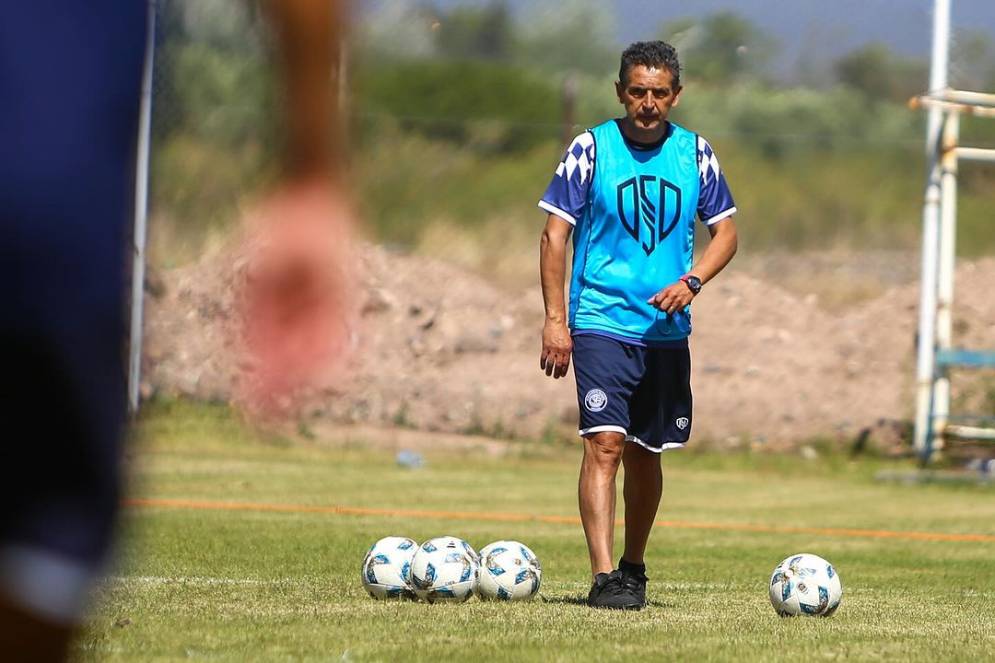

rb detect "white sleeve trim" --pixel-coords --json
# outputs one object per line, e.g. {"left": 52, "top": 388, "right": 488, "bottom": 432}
{"left": 538, "top": 200, "right": 577, "bottom": 226}
{"left": 703, "top": 206, "right": 737, "bottom": 226}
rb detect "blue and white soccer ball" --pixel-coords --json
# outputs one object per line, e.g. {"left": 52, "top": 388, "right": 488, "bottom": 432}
{"left": 476, "top": 540, "right": 542, "bottom": 601}
{"left": 769, "top": 553, "right": 842, "bottom": 617}
{"left": 361, "top": 536, "right": 418, "bottom": 600}
{"left": 410, "top": 536, "right": 479, "bottom": 603}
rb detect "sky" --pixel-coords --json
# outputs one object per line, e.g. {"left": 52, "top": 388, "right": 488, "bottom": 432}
{"left": 363, "top": 0, "right": 995, "bottom": 72}
{"left": 608, "top": 0, "right": 995, "bottom": 60}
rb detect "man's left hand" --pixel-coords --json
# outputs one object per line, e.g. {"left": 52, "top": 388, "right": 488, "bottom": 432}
{"left": 647, "top": 281, "right": 695, "bottom": 314}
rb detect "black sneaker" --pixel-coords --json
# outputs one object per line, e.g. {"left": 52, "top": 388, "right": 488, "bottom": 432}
{"left": 618, "top": 559, "right": 648, "bottom": 609}
{"left": 587, "top": 570, "right": 642, "bottom": 609}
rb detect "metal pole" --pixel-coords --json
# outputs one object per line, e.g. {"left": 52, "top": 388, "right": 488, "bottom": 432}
{"left": 128, "top": 0, "right": 157, "bottom": 414}
{"left": 956, "top": 146, "right": 995, "bottom": 162}
{"left": 913, "top": 0, "right": 951, "bottom": 458}
{"left": 939, "top": 89, "right": 995, "bottom": 107}
{"left": 932, "top": 110, "right": 960, "bottom": 448}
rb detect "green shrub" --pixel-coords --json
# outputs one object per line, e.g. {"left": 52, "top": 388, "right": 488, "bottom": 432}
{"left": 353, "top": 59, "right": 561, "bottom": 152}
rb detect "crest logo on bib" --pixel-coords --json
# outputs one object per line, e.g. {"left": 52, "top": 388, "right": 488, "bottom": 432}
{"left": 616, "top": 175, "right": 683, "bottom": 256}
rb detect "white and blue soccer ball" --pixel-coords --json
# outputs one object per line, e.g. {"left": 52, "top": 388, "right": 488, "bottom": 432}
{"left": 769, "top": 553, "right": 842, "bottom": 617}
{"left": 410, "top": 536, "right": 479, "bottom": 603}
{"left": 476, "top": 540, "right": 542, "bottom": 601}
{"left": 361, "top": 536, "right": 418, "bottom": 600}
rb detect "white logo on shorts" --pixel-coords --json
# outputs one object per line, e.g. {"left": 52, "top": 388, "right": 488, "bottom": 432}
{"left": 676, "top": 417, "right": 689, "bottom": 430}
{"left": 585, "top": 389, "right": 608, "bottom": 412}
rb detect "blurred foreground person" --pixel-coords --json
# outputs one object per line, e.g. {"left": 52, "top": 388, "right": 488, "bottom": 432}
{"left": 538, "top": 41, "right": 738, "bottom": 609}
{"left": 0, "top": 1, "right": 353, "bottom": 660}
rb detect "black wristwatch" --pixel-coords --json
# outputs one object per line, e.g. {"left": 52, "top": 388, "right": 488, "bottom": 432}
{"left": 680, "top": 274, "right": 702, "bottom": 295}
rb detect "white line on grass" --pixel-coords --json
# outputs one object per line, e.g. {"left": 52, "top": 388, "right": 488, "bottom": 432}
{"left": 104, "top": 575, "right": 304, "bottom": 587}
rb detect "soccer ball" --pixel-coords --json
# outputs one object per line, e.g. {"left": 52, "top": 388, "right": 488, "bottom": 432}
{"left": 769, "top": 553, "right": 842, "bottom": 617}
{"left": 361, "top": 536, "right": 417, "bottom": 600}
{"left": 476, "top": 540, "right": 542, "bottom": 601}
{"left": 410, "top": 536, "right": 479, "bottom": 603}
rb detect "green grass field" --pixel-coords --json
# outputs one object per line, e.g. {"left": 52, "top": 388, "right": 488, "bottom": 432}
{"left": 75, "top": 400, "right": 995, "bottom": 662}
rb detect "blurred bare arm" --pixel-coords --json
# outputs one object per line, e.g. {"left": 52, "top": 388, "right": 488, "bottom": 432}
{"left": 265, "top": 0, "right": 343, "bottom": 180}
{"left": 238, "top": 0, "right": 356, "bottom": 417}
{"left": 539, "top": 214, "right": 573, "bottom": 379}
{"left": 690, "top": 217, "right": 738, "bottom": 285}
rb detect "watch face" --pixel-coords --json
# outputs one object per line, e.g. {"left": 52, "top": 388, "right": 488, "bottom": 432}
{"left": 686, "top": 276, "right": 702, "bottom": 293}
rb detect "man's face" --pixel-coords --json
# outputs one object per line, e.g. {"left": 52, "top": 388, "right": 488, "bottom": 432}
{"left": 615, "top": 65, "right": 682, "bottom": 132}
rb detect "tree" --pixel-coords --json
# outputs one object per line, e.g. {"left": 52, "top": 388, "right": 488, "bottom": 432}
{"left": 659, "top": 12, "right": 775, "bottom": 84}
{"left": 153, "top": 0, "right": 273, "bottom": 143}
{"left": 516, "top": 0, "right": 617, "bottom": 76}
{"left": 950, "top": 30, "right": 994, "bottom": 92}
{"left": 358, "top": 0, "right": 439, "bottom": 60}
{"left": 435, "top": 1, "right": 513, "bottom": 61}
{"left": 834, "top": 43, "right": 927, "bottom": 104}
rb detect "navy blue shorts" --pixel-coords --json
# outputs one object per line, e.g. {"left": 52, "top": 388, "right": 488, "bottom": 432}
{"left": 0, "top": 0, "right": 145, "bottom": 621}
{"left": 572, "top": 333, "right": 692, "bottom": 452}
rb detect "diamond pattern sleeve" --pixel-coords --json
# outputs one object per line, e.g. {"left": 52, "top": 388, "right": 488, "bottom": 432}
{"left": 696, "top": 135, "right": 737, "bottom": 225}
{"left": 538, "top": 131, "right": 596, "bottom": 226}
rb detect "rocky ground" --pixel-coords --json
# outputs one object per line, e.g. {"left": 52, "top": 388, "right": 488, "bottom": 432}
{"left": 142, "top": 243, "right": 995, "bottom": 452}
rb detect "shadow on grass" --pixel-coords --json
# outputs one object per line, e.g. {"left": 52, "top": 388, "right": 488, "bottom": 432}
{"left": 539, "top": 595, "right": 587, "bottom": 606}
{"left": 539, "top": 595, "right": 670, "bottom": 609}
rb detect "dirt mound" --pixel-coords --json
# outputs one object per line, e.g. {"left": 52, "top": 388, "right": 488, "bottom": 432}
{"left": 143, "top": 245, "right": 995, "bottom": 448}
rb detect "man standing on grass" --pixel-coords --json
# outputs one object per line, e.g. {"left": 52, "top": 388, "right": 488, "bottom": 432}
{"left": 537, "top": 41, "right": 738, "bottom": 609}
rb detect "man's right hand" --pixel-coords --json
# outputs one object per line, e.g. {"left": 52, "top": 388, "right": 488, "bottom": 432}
{"left": 540, "top": 321, "right": 573, "bottom": 379}
{"left": 236, "top": 180, "right": 356, "bottom": 418}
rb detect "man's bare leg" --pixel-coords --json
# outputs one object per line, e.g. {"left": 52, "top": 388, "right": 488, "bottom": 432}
{"left": 621, "top": 442, "right": 663, "bottom": 565}
{"left": 578, "top": 431, "right": 625, "bottom": 577}
{"left": 0, "top": 596, "right": 73, "bottom": 663}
